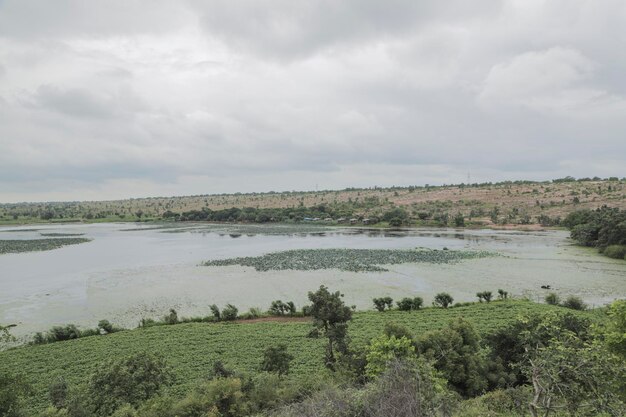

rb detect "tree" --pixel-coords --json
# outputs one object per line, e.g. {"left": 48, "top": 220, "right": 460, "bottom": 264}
{"left": 605, "top": 300, "right": 626, "bottom": 359}
{"left": 518, "top": 313, "right": 626, "bottom": 417}
{"left": 454, "top": 213, "right": 465, "bottom": 227}
{"left": 397, "top": 297, "right": 423, "bottom": 311}
{"left": 87, "top": 352, "right": 173, "bottom": 416}
{"left": 365, "top": 335, "right": 415, "bottom": 378}
{"left": 0, "top": 372, "right": 30, "bottom": 417}
{"left": 476, "top": 291, "right": 493, "bottom": 303}
{"left": 260, "top": 344, "right": 294, "bottom": 376}
{"left": 433, "top": 293, "right": 453, "bottom": 308}
{"left": 308, "top": 286, "right": 353, "bottom": 370}
{"left": 372, "top": 297, "right": 393, "bottom": 312}
{"left": 418, "top": 318, "right": 489, "bottom": 397}
{"left": 497, "top": 289, "right": 509, "bottom": 300}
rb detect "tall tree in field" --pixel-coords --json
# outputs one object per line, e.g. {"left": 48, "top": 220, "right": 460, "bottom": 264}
{"left": 308, "top": 285, "right": 352, "bottom": 370}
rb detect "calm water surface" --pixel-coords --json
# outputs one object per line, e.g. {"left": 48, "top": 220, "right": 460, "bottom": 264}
{"left": 1, "top": 222, "right": 625, "bottom": 336}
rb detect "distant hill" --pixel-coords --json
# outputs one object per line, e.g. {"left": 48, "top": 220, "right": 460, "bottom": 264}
{"left": 1, "top": 177, "right": 625, "bottom": 227}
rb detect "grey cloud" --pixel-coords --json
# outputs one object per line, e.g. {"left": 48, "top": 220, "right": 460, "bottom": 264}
{"left": 191, "top": 0, "right": 502, "bottom": 60}
{"left": 0, "top": 0, "right": 624, "bottom": 202}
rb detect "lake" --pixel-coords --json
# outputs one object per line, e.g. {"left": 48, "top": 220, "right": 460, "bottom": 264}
{"left": 1, "top": 222, "right": 625, "bottom": 336}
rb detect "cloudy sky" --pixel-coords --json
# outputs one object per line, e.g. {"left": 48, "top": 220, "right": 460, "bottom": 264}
{"left": 0, "top": 0, "right": 625, "bottom": 202}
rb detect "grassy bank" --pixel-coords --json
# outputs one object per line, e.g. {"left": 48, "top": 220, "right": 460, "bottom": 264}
{"left": 0, "top": 300, "right": 598, "bottom": 414}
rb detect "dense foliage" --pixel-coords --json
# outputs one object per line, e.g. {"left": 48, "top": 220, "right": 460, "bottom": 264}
{"left": 564, "top": 207, "right": 626, "bottom": 259}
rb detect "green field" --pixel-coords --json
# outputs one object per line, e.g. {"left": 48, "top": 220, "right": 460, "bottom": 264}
{"left": 0, "top": 300, "right": 598, "bottom": 414}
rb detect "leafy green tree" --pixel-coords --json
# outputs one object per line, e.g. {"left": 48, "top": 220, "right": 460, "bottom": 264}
{"left": 454, "top": 213, "right": 465, "bottom": 227}
{"left": 486, "top": 311, "right": 594, "bottom": 386}
{"left": 260, "top": 344, "right": 294, "bottom": 376}
{"left": 308, "top": 286, "right": 353, "bottom": 370}
{"left": 476, "top": 291, "right": 493, "bottom": 303}
{"left": 605, "top": 300, "right": 626, "bottom": 359}
{"left": 518, "top": 312, "right": 626, "bottom": 417}
{"left": 417, "top": 318, "right": 489, "bottom": 397}
{"left": 372, "top": 297, "right": 393, "bottom": 312}
{"left": 383, "top": 322, "right": 415, "bottom": 342}
{"left": 0, "top": 372, "right": 30, "bottom": 417}
{"left": 87, "top": 352, "right": 173, "bottom": 416}
{"left": 433, "top": 292, "right": 453, "bottom": 308}
{"left": 497, "top": 289, "right": 509, "bottom": 300}
{"left": 365, "top": 335, "right": 415, "bottom": 378}
{"left": 396, "top": 297, "right": 423, "bottom": 311}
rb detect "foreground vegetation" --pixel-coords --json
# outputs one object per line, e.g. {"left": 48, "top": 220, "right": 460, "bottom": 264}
{"left": 203, "top": 248, "right": 494, "bottom": 272}
{"left": 1, "top": 177, "right": 624, "bottom": 228}
{"left": 1, "top": 295, "right": 617, "bottom": 416}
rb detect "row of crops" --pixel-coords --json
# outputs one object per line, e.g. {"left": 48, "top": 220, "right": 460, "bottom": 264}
{"left": 0, "top": 237, "right": 91, "bottom": 254}
{"left": 203, "top": 248, "right": 496, "bottom": 272}
{"left": 0, "top": 301, "right": 593, "bottom": 413}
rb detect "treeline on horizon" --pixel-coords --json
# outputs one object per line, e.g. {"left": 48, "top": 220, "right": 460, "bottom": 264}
{"left": 0, "top": 176, "right": 624, "bottom": 228}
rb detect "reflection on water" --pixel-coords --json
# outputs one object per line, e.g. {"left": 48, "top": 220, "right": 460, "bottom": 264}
{"left": 0, "top": 222, "right": 624, "bottom": 336}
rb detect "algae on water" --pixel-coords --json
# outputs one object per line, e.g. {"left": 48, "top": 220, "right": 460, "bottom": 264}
{"left": 0, "top": 238, "right": 91, "bottom": 254}
{"left": 203, "top": 248, "right": 495, "bottom": 272}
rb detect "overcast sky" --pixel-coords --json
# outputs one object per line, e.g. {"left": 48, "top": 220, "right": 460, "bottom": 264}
{"left": 0, "top": 0, "right": 625, "bottom": 202}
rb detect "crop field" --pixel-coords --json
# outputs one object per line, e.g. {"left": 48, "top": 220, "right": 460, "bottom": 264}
{"left": 203, "top": 248, "right": 495, "bottom": 272}
{"left": 0, "top": 237, "right": 91, "bottom": 254}
{"left": 0, "top": 301, "right": 598, "bottom": 413}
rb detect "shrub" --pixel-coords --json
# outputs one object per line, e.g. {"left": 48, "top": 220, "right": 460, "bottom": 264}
{"left": 269, "top": 300, "right": 296, "bottom": 316}
{"left": 210, "top": 361, "right": 234, "bottom": 379}
{"left": 372, "top": 297, "right": 393, "bottom": 312}
{"left": 433, "top": 293, "right": 453, "bottom": 308}
{"left": 49, "top": 376, "right": 68, "bottom": 409}
{"left": 603, "top": 244, "right": 626, "bottom": 260}
{"left": 561, "top": 295, "right": 586, "bottom": 310}
{"left": 383, "top": 322, "right": 414, "bottom": 341}
{"left": 545, "top": 292, "right": 560, "bottom": 305}
{"left": 222, "top": 304, "right": 238, "bottom": 321}
{"left": 260, "top": 344, "right": 294, "bottom": 376}
{"left": 209, "top": 304, "right": 221, "bottom": 321}
{"left": 98, "top": 320, "right": 114, "bottom": 334}
{"left": 396, "top": 297, "right": 423, "bottom": 311}
{"left": 163, "top": 309, "right": 178, "bottom": 325}
{"left": 497, "top": 289, "right": 509, "bottom": 300}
